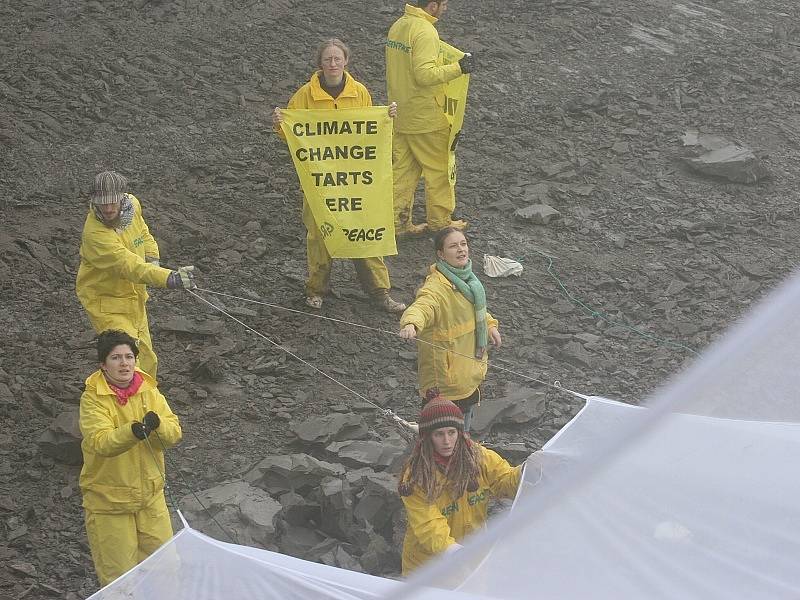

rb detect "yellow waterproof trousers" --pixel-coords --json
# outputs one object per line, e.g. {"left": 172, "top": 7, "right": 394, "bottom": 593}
{"left": 392, "top": 127, "right": 455, "bottom": 232}
{"left": 86, "top": 303, "right": 158, "bottom": 380}
{"left": 302, "top": 202, "right": 391, "bottom": 297}
{"left": 85, "top": 494, "right": 172, "bottom": 586}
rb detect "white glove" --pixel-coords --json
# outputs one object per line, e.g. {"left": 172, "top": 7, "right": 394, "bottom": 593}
{"left": 443, "top": 543, "right": 463, "bottom": 555}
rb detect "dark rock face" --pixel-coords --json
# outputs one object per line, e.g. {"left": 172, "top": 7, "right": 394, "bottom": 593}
{"left": 2, "top": 0, "right": 795, "bottom": 594}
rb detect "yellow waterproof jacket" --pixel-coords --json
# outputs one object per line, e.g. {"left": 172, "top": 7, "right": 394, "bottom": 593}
{"left": 400, "top": 266, "right": 498, "bottom": 400}
{"left": 276, "top": 71, "right": 372, "bottom": 139}
{"left": 386, "top": 4, "right": 463, "bottom": 134}
{"left": 79, "top": 368, "right": 182, "bottom": 513}
{"left": 76, "top": 195, "right": 171, "bottom": 319}
{"left": 401, "top": 445, "right": 522, "bottom": 574}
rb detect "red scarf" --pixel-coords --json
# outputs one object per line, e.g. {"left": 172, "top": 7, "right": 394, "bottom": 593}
{"left": 433, "top": 451, "right": 451, "bottom": 469}
{"left": 107, "top": 371, "right": 143, "bottom": 406}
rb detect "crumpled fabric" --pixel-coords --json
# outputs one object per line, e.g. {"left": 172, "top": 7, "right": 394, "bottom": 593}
{"left": 483, "top": 254, "right": 523, "bottom": 278}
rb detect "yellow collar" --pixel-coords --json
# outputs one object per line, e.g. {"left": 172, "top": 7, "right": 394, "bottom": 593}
{"left": 404, "top": 3, "right": 438, "bottom": 25}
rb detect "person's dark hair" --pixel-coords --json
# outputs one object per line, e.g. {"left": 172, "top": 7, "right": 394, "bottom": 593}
{"left": 433, "top": 226, "right": 463, "bottom": 252}
{"left": 97, "top": 330, "right": 139, "bottom": 363}
{"left": 316, "top": 38, "right": 351, "bottom": 69}
{"left": 416, "top": 0, "right": 439, "bottom": 7}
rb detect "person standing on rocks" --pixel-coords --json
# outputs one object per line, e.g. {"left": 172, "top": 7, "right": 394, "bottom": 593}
{"left": 386, "top": 0, "right": 473, "bottom": 235}
{"left": 273, "top": 38, "right": 407, "bottom": 313}
{"left": 399, "top": 227, "right": 500, "bottom": 431}
{"left": 79, "top": 329, "right": 182, "bottom": 587}
{"left": 76, "top": 171, "right": 196, "bottom": 379}
{"left": 398, "top": 394, "right": 521, "bottom": 574}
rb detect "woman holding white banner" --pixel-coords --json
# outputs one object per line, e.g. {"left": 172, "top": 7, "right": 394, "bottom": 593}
{"left": 273, "top": 38, "right": 405, "bottom": 313}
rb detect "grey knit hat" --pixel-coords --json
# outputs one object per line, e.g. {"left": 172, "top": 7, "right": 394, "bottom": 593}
{"left": 91, "top": 171, "right": 127, "bottom": 205}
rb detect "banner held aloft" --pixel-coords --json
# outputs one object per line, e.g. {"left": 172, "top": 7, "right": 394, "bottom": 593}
{"left": 281, "top": 106, "right": 397, "bottom": 259}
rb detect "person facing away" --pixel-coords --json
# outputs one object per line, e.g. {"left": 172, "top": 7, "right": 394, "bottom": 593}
{"left": 386, "top": 0, "right": 474, "bottom": 235}
{"left": 398, "top": 393, "right": 522, "bottom": 574}
{"left": 75, "top": 171, "right": 196, "bottom": 380}
{"left": 79, "top": 329, "right": 182, "bottom": 586}
{"left": 399, "top": 227, "right": 501, "bottom": 431}
{"left": 273, "top": 38, "right": 407, "bottom": 313}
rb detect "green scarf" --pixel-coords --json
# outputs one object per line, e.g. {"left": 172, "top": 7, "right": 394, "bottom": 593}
{"left": 436, "top": 259, "right": 488, "bottom": 358}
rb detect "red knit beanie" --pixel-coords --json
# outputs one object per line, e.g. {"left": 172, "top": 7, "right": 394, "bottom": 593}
{"left": 419, "top": 390, "right": 465, "bottom": 433}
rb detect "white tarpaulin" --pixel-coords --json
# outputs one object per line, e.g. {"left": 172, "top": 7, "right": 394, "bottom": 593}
{"left": 90, "top": 270, "right": 800, "bottom": 599}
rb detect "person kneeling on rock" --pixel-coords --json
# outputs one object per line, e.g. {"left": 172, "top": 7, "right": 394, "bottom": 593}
{"left": 398, "top": 393, "right": 521, "bottom": 574}
{"left": 79, "top": 329, "right": 182, "bottom": 587}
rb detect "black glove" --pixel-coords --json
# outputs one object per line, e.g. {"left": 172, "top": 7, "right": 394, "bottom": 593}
{"left": 459, "top": 52, "right": 474, "bottom": 75}
{"left": 131, "top": 421, "right": 149, "bottom": 440}
{"left": 166, "top": 266, "right": 196, "bottom": 289}
{"left": 143, "top": 411, "right": 160, "bottom": 431}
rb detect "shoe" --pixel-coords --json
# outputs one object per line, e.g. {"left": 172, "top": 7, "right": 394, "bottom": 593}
{"left": 375, "top": 294, "right": 407, "bottom": 314}
{"left": 305, "top": 295, "right": 323, "bottom": 309}
{"left": 396, "top": 222, "right": 428, "bottom": 236}
{"left": 438, "top": 219, "right": 467, "bottom": 231}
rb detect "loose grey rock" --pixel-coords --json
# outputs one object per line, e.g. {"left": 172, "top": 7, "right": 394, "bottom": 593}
{"left": 684, "top": 144, "right": 769, "bottom": 183}
{"left": 471, "top": 385, "right": 547, "bottom": 434}
{"left": 38, "top": 410, "right": 82, "bottom": 465}
{"left": 158, "top": 317, "right": 224, "bottom": 336}
{"left": 244, "top": 453, "right": 345, "bottom": 495}
{"left": 179, "top": 480, "right": 282, "bottom": 549}
{"left": 278, "top": 491, "right": 320, "bottom": 526}
{"left": 278, "top": 524, "right": 328, "bottom": 558}
{"left": 318, "top": 476, "right": 354, "bottom": 539}
{"left": 353, "top": 472, "right": 402, "bottom": 532}
{"left": 325, "top": 437, "right": 408, "bottom": 472}
{"left": 292, "top": 413, "right": 369, "bottom": 445}
{"left": 514, "top": 204, "right": 562, "bottom": 225}
{"left": 359, "top": 533, "right": 399, "bottom": 575}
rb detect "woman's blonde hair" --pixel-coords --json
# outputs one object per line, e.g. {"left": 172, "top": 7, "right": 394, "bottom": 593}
{"left": 316, "top": 38, "right": 351, "bottom": 69}
{"left": 398, "top": 432, "right": 483, "bottom": 503}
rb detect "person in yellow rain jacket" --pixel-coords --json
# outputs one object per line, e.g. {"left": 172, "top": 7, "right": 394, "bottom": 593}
{"left": 386, "top": 1, "right": 474, "bottom": 234}
{"left": 399, "top": 227, "right": 500, "bottom": 431}
{"left": 76, "top": 171, "right": 196, "bottom": 380}
{"left": 398, "top": 393, "right": 522, "bottom": 574}
{"left": 79, "top": 329, "right": 182, "bottom": 586}
{"left": 273, "top": 38, "right": 407, "bottom": 314}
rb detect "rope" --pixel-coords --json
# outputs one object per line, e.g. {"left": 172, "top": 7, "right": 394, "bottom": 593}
{"left": 533, "top": 251, "right": 699, "bottom": 356}
{"left": 146, "top": 428, "right": 240, "bottom": 543}
{"left": 187, "top": 289, "right": 421, "bottom": 438}
{"left": 192, "top": 288, "right": 586, "bottom": 400}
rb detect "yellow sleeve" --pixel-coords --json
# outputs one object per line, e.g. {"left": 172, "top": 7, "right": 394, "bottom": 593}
{"left": 360, "top": 84, "right": 373, "bottom": 108}
{"left": 148, "top": 390, "right": 182, "bottom": 448}
{"left": 487, "top": 311, "right": 498, "bottom": 330}
{"left": 482, "top": 448, "right": 522, "bottom": 499}
{"left": 402, "top": 489, "right": 457, "bottom": 554}
{"left": 276, "top": 86, "right": 309, "bottom": 139}
{"left": 399, "top": 281, "right": 440, "bottom": 333}
{"left": 79, "top": 392, "right": 139, "bottom": 458}
{"left": 411, "top": 27, "right": 463, "bottom": 88}
{"left": 134, "top": 196, "right": 160, "bottom": 260}
{"left": 81, "top": 221, "right": 171, "bottom": 288}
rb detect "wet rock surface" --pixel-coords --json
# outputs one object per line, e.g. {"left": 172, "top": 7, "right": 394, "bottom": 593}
{"left": 3, "top": 0, "right": 800, "bottom": 594}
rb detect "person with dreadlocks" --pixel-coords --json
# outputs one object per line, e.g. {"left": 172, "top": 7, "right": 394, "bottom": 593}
{"left": 399, "top": 226, "right": 501, "bottom": 431}
{"left": 398, "top": 392, "right": 522, "bottom": 574}
{"left": 79, "top": 329, "right": 182, "bottom": 586}
{"left": 76, "top": 170, "right": 197, "bottom": 379}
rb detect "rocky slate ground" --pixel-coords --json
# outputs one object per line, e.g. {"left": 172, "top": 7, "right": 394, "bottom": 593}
{"left": 2, "top": 0, "right": 800, "bottom": 597}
